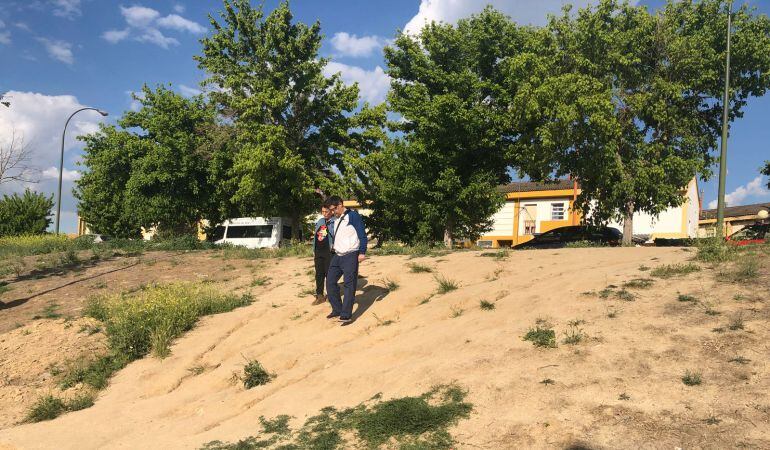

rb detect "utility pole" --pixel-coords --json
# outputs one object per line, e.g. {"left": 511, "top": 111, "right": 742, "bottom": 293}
{"left": 715, "top": 0, "right": 733, "bottom": 237}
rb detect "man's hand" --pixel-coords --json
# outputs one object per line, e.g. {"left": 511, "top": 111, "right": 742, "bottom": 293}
{"left": 358, "top": 254, "right": 366, "bottom": 263}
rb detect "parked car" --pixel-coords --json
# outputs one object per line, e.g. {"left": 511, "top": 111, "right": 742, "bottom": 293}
{"left": 513, "top": 225, "right": 623, "bottom": 249}
{"left": 210, "top": 217, "right": 294, "bottom": 249}
{"left": 727, "top": 223, "right": 768, "bottom": 246}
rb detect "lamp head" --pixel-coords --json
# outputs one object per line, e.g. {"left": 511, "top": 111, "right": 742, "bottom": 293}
{"left": 758, "top": 209, "right": 769, "bottom": 220}
{"left": 96, "top": 109, "right": 108, "bottom": 117}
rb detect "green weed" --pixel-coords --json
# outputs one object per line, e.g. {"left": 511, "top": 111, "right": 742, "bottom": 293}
{"left": 479, "top": 300, "right": 495, "bottom": 310}
{"left": 407, "top": 262, "right": 433, "bottom": 273}
{"left": 622, "top": 278, "right": 654, "bottom": 289}
{"left": 250, "top": 276, "right": 271, "bottom": 287}
{"left": 241, "top": 359, "right": 273, "bottom": 389}
{"left": 651, "top": 263, "right": 701, "bottom": 278}
{"left": 677, "top": 294, "right": 697, "bottom": 302}
{"left": 523, "top": 325, "right": 557, "bottom": 348}
{"left": 682, "top": 370, "right": 702, "bottom": 386}
{"left": 434, "top": 275, "right": 459, "bottom": 294}
{"left": 383, "top": 278, "right": 400, "bottom": 291}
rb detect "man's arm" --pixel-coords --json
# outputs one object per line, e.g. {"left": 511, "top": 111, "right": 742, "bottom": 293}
{"left": 350, "top": 211, "right": 368, "bottom": 255}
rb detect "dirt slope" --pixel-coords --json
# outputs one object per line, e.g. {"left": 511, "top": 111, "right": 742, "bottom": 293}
{"left": 0, "top": 247, "right": 768, "bottom": 449}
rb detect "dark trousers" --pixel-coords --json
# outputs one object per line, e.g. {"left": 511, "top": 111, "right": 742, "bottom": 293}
{"left": 314, "top": 250, "right": 332, "bottom": 295}
{"left": 326, "top": 252, "right": 359, "bottom": 318}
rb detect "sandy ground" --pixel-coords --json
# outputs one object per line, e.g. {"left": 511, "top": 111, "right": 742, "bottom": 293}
{"left": 0, "top": 247, "right": 768, "bottom": 449}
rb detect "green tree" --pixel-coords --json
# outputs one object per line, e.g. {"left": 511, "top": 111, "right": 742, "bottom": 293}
{"left": 763, "top": 162, "right": 770, "bottom": 188}
{"left": 511, "top": 0, "right": 770, "bottom": 244}
{"left": 196, "top": 0, "right": 369, "bottom": 238}
{"left": 76, "top": 86, "right": 217, "bottom": 238}
{"left": 382, "top": 7, "right": 523, "bottom": 246}
{"left": 75, "top": 125, "right": 142, "bottom": 238}
{"left": 0, "top": 189, "right": 54, "bottom": 237}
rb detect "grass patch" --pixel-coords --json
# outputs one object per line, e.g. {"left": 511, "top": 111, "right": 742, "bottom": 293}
{"left": 373, "top": 313, "right": 396, "bottom": 327}
{"left": 615, "top": 289, "right": 635, "bottom": 301}
{"left": 369, "top": 242, "right": 449, "bottom": 258}
{"left": 696, "top": 238, "right": 737, "bottom": 263}
{"left": 479, "top": 250, "right": 509, "bottom": 260}
{"left": 450, "top": 305, "right": 464, "bottom": 318}
{"left": 540, "top": 378, "right": 555, "bottom": 386}
{"left": 86, "top": 284, "right": 253, "bottom": 360}
{"left": 563, "top": 324, "right": 585, "bottom": 345}
{"left": 218, "top": 242, "right": 314, "bottom": 260}
{"left": 719, "top": 258, "right": 761, "bottom": 283}
{"left": 479, "top": 300, "right": 495, "bottom": 310}
{"left": 407, "top": 262, "right": 433, "bottom": 273}
{"left": 523, "top": 323, "right": 557, "bottom": 348}
{"left": 250, "top": 276, "right": 271, "bottom": 287}
{"left": 434, "top": 275, "right": 459, "bottom": 294}
{"left": 203, "top": 384, "right": 471, "bottom": 450}
{"left": 651, "top": 263, "right": 701, "bottom": 279}
{"left": 638, "top": 265, "right": 650, "bottom": 271}
{"left": 681, "top": 370, "right": 702, "bottom": 386}
{"left": 677, "top": 294, "right": 697, "bottom": 303}
{"left": 240, "top": 359, "right": 273, "bottom": 389}
{"left": 383, "top": 277, "right": 400, "bottom": 291}
{"left": 565, "top": 240, "right": 606, "bottom": 248}
{"left": 32, "top": 302, "right": 62, "bottom": 320}
{"left": 622, "top": 278, "right": 654, "bottom": 289}
{"left": 728, "top": 313, "right": 745, "bottom": 331}
{"left": 25, "top": 392, "right": 96, "bottom": 423}
{"left": 298, "top": 287, "right": 316, "bottom": 297}
{"left": 619, "top": 393, "right": 630, "bottom": 401}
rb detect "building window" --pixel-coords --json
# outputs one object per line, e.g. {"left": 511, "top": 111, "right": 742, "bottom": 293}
{"left": 551, "top": 203, "right": 565, "bottom": 220}
{"left": 524, "top": 220, "right": 536, "bottom": 235}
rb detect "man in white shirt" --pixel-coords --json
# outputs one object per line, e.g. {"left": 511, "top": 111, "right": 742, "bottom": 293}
{"left": 324, "top": 196, "right": 367, "bottom": 324}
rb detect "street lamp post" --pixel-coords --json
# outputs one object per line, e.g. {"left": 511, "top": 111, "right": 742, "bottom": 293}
{"left": 55, "top": 107, "right": 108, "bottom": 235}
{"left": 715, "top": 0, "right": 733, "bottom": 237}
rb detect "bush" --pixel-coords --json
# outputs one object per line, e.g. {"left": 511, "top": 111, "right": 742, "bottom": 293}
{"left": 434, "top": 275, "right": 459, "bottom": 294}
{"left": 0, "top": 190, "right": 54, "bottom": 237}
{"left": 523, "top": 326, "right": 557, "bottom": 348}
{"left": 241, "top": 360, "right": 273, "bottom": 389}
{"left": 25, "top": 392, "right": 96, "bottom": 423}
{"left": 650, "top": 263, "right": 701, "bottom": 278}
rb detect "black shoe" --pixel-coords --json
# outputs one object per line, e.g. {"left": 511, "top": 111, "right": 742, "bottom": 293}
{"left": 326, "top": 312, "right": 340, "bottom": 319}
{"left": 339, "top": 316, "right": 353, "bottom": 324}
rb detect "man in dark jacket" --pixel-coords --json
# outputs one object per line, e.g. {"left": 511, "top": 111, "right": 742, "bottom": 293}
{"left": 324, "top": 196, "right": 367, "bottom": 324}
{"left": 312, "top": 204, "right": 334, "bottom": 305}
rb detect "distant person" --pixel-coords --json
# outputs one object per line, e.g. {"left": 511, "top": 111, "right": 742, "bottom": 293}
{"left": 312, "top": 204, "right": 334, "bottom": 305}
{"left": 324, "top": 196, "right": 367, "bottom": 324}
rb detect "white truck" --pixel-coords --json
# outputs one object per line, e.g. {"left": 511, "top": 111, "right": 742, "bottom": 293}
{"left": 211, "top": 217, "right": 294, "bottom": 249}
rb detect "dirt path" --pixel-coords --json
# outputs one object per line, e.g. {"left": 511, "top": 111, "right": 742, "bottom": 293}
{"left": 0, "top": 248, "right": 768, "bottom": 449}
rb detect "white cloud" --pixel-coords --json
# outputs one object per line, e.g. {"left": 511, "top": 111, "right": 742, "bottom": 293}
{"left": 135, "top": 27, "right": 179, "bottom": 49}
{"left": 707, "top": 176, "right": 770, "bottom": 209}
{"left": 42, "top": 166, "right": 81, "bottom": 181}
{"left": 323, "top": 62, "right": 390, "bottom": 104}
{"left": 37, "top": 38, "right": 74, "bottom": 64}
{"left": 0, "top": 91, "right": 108, "bottom": 233}
{"left": 403, "top": 0, "right": 640, "bottom": 35}
{"left": 104, "top": 4, "right": 205, "bottom": 49}
{"left": 179, "top": 84, "right": 202, "bottom": 97}
{"left": 0, "top": 20, "right": 10, "bottom": 45}
{"left": 157, "top": 14, "right": 206, "bottom": 34}
{"left": 121, "top": 5, "right": 160, "bottom": 28}
{"left": 330, "top": 32, "right": 387, "bottom": 58}
{"left": 15, "top": 22, "right": 32, "bottom": 32}
{"left": 173, "top": 4, "right": 186, "bottom": 14}
{"left": 51, "top": 0, "right": 81, "bottom": 19}
{"left": 102, "top": 28, "right": 130, "bottom": 44}
{"left": 126, "top": 90, "right": 146, "bottom": 111}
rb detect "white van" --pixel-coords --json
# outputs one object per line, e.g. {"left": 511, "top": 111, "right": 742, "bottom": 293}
{"left": 210, "top": 217, "right": 294, "bottom": 249}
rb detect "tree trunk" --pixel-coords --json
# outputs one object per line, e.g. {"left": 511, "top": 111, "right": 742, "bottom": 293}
{"left": 291, "top": 214, "right": 302, "bottom": 241}
{"left": 443, "top": 217, "right": 454, "bottom": 249}
{"left": 622, "top": 202, "right": 634, "bottom": 246}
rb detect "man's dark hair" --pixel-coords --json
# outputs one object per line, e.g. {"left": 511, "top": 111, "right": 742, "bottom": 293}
{"left": 323, "top": 195, "right": 343, "bottom": 208}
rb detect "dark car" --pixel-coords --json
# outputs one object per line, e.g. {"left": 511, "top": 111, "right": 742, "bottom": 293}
{"left": 513, "top": 225, "right": 623, "bottom": 250}
{"left": 727, "top": 223, "right": 768, "bottom": 246}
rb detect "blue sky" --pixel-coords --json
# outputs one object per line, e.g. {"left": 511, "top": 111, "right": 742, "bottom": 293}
{"left": 0, "top": 0, "right": 768, "bottom": 234}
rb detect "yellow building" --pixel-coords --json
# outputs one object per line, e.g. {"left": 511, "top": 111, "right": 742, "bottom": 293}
{"left": 479, "top": 178, "right": 701, "bottom": 248}
{"left": 478, "top": 180, "right": 581, "bottom": 248}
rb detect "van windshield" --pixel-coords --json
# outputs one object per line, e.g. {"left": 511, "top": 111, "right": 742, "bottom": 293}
{"left": 226, "top": 225, "right": 273, "bottom": 239}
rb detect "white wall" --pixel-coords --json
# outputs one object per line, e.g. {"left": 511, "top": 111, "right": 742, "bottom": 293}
{"left": 518, "top": 198, "right": 570, "bottom": 235}
{"left": 488, "top": 202, "right": 514, "bottom": 235}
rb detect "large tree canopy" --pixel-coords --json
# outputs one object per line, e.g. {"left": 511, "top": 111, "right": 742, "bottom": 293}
{"left": 75, "top": 86, "right": 216, "bottom": 238}
{"left": 378, "top": 7, "right": 526, "bottom": 246}
{"left": 511, "top": 0, "right": 770, "bottom": 244}
{"left": 195, "top": 0, "right": 380, "bottom": 237}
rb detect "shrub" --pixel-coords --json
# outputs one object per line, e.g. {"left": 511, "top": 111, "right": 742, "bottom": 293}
{"left": 0, "top": 190, "right": 54, "bottom": 237}
{"left": 622, "top": 278, "right": 654, "bottom": 289}
{"left": 719, "top": 258, "right": 760, "bottom": 283}
{"left": 677, "top": 294, "right": 697, "bottom": 302}
{"left": 25, "top": 392, "right": 96, "bottom": 423}
{"left": 479, "top": 300, "right": 495, "bottom": 310}
{"left": 383, "top": 278, "right": 400, "bottom": 291}
{"left": 682, "top": 370, "right": 702, "bottom": 386}
{"left": 242, "top": 360, "right": 273, "bottom": 389}
{"left": 696, "top": 238, "right": 737, "bottom": 263}
{"left": 523, "top": 326, "right": 557, "bottom": 348}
